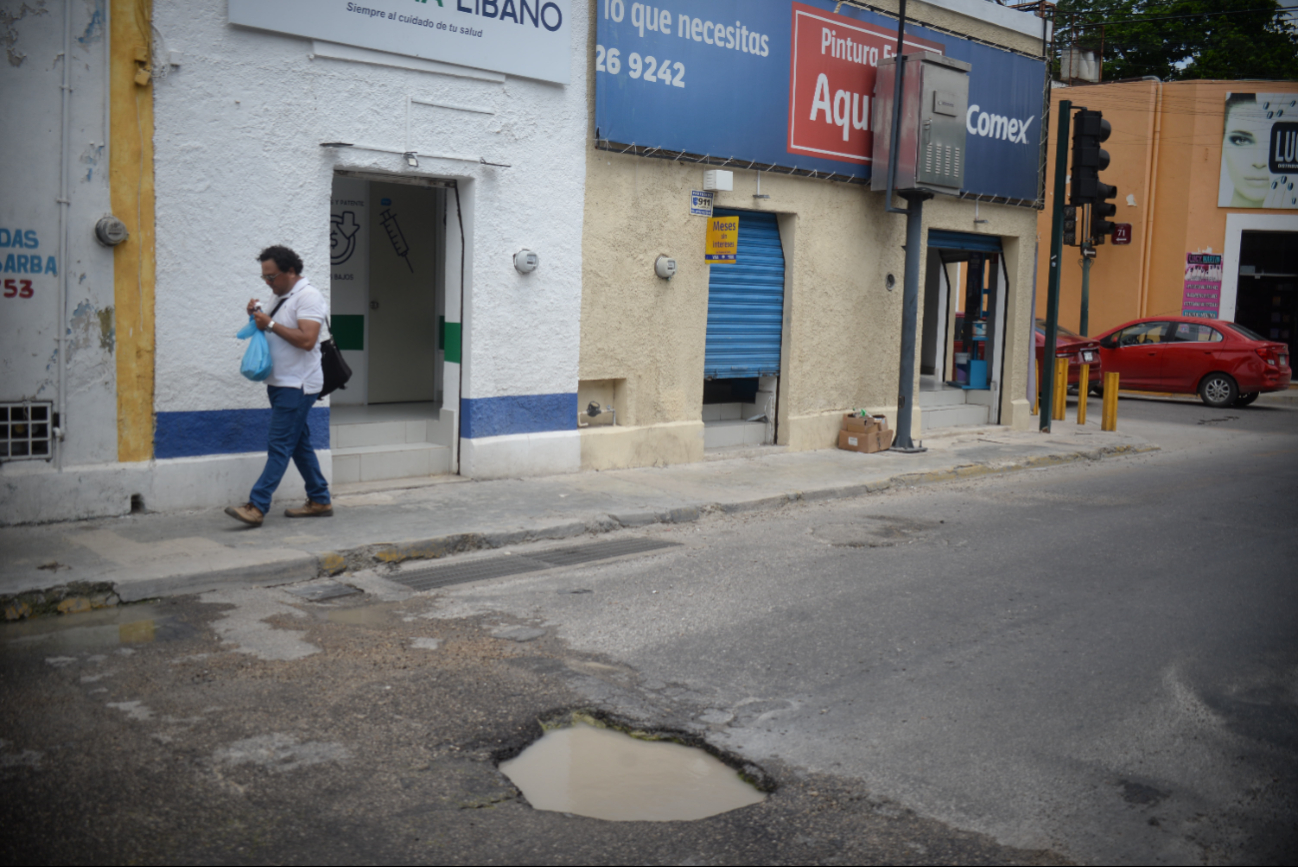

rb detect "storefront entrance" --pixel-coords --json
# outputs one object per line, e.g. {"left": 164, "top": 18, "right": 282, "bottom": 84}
{"left": 327, "top": 173, "right": 461, "bottom": 483}
{"left": 918, "top": 230, "right": 1007, "bottom": 429}
{"left": 1233, "top": 230, "right": 1297, "bottom": 361}
{"left": 702, "top": 209, "right": 785, "bottom": 451}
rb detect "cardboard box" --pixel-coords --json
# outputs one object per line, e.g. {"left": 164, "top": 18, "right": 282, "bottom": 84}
{"left": 838, "top": 427, "right": 895, "bottom": 453}
{"left": 841, "top": 413, "right": 888, "bottom": 434}
{"left": 842, "top": 414, "right": 875, "bottom": 434}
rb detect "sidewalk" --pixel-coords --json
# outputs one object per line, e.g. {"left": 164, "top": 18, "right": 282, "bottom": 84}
{"left": 1, "top": 421, "right": 1157, "bottom": 617}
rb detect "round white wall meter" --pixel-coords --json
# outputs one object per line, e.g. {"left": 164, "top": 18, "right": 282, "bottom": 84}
{"left": 655, "top": 256, "right": 677, "bottom": 279}
{"left": 514, "top": 249, "right": 539, "bottom": 274}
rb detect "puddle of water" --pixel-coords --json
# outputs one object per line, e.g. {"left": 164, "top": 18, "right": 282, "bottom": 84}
{"left": 0, "top": 605, "right": 167, "bottom": 655}
{"left": 499, "top": 722, "right": 765, "bottom": 822}
{"left": 325, "top": 602, "right": 401, "bottom": 627}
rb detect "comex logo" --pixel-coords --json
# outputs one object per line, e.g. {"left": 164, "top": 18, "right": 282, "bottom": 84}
{"left": 966, "top": 105, "right": 1035, "bottom": 144}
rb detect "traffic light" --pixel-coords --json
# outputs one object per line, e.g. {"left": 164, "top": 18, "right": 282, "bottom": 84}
{"left": 1062, "top": 205, "right": 1078, "bottom": 246}
{"left": 1069, "top": 109, "right": 1111, "bottom": 205}
{"left": 1092, "top": 181, "right": 1118, "bottom": 240}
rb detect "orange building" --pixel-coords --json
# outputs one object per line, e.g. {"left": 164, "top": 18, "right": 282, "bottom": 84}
{"left": 1036, "top": 80, "right": 1298, "bottom": 359}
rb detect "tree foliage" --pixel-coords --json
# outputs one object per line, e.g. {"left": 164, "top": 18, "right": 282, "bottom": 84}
{"left": 1052, "top": 0, "right": 1298, "bottom": 81}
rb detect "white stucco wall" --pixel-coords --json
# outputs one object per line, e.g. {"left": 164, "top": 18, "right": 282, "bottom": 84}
{"left": 150, "top": 0, "right": 587, "bottom": 415}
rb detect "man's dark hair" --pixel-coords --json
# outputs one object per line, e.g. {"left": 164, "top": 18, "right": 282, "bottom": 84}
{"left": 258, "top": 245, "right": 304, "bottom": 275}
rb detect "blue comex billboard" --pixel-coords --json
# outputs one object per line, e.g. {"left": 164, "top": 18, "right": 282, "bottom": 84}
{"left": 594, "top": 0, "right": 1046, "bottom": 203}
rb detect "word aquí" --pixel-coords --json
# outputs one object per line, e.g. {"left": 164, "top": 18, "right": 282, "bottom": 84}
{"left": 604, "top": 0, "right": 770, "bottom": 57}
{"left": 809, "top": 74, "right": 870, "bottom": 142}
{"left": 0, "top": 229, "right": 57, "bottom": 274}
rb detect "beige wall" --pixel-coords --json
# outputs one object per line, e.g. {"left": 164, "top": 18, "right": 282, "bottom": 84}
{"left": 580, "top": 0, "right": 1043, "bottom": 469}
{"left": 1035, "top": 80, "right": 1298, "bottom": 336}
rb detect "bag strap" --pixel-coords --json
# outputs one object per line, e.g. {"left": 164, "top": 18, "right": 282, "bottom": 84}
{"left": 268, "top": 296, "right": 289, "bottom": 318}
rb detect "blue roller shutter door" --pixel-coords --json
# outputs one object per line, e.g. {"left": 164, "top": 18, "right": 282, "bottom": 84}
{"left": 704, "top": 210, "right": 785, "bottom": 380}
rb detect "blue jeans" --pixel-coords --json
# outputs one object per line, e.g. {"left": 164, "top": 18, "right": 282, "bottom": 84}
{"left": 248, "top": 385, "right": 330, "bottom": 513}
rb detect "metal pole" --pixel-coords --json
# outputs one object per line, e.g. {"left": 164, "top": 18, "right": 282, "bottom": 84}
{"left": 893, "top": 191, "right": 932, "bottom": 452}
{"left": 883, "top": 0, "right": 925, "bottom": 453}
{"left": 1102, "top": 371, "right": 1119, "bottom": 431}
{"left": 1080, "top": 252, "right": 1091, "bottom": 336}
{"left": 56, "top": 0, "right": 72, "bottom": 470}
{"left": 1077, "top": 363, "right": 1090, "bottom": 425}
{"left": 1041, "top": 98, "right": 1072, "bottom": 433}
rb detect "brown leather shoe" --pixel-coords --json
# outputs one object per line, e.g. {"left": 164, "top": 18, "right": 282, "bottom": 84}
{"left": 285, "top": 499, "right": 333, "bottom": 518}
{"left": 224, "top": 503, "right": 264, "bottom": 526}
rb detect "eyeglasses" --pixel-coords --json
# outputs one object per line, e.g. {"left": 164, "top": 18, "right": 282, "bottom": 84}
{"left": 261, "top": 272, "right": 282, "bottom": 283}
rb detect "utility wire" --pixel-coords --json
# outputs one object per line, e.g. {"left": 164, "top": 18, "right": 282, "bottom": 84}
{"left": 1059, "top": 5, "right": 1297, "bottom": 27}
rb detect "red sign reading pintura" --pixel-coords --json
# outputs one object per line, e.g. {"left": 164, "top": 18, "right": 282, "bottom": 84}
{"left": 787, "top": 2, "right": 942, "bottom": 166}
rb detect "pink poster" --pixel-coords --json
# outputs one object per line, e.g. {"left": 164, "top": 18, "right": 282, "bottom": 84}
{"left": 1182, "top": 253, "right": 1222, "bottom": 319}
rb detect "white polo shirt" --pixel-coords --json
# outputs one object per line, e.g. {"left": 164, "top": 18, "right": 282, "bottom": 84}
{"left": 266, "top": 277, "right": 326, "bottom": 394}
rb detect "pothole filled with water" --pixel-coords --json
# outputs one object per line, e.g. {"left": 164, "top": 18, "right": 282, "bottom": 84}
{"left": 0, "top": 604, "right": 177, "bottom": 655}
{"left": 325, "top": 601, "right": 402, "bottom": 627}
{"left": 499, "top": 721, "right": 766, "bottom": 822}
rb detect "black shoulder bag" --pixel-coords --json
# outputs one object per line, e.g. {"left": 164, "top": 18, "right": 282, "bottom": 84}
{"left": 318, "top": 316, "right": 353, "bottom": 399}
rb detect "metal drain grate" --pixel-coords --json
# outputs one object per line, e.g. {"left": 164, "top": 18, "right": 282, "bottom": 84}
{"left": 527, "top": 537, "right": 681, "bottom": 567}
{"left": 391, "top": 537, "right": 681, "bottom": 592}
{"left": 395, "top": 556, "right": 551, "bottom": 592}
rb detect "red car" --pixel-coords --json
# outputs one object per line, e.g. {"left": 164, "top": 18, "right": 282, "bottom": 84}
{"left": 1093, "top": 316, "right": 1291, "bottom": 408}
{"left": 1035, "top": 319, "right": 1104, "bottom": 391}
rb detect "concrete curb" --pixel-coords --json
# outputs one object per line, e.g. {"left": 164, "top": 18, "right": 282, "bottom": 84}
{"left": 0, "top": 440, "right": 1159, "bottom": 610}
{"left": 115, "top": 554, "right": 320, "bottom": 603}
{"left": 307, "top": 442, "right": 1160, "bottom": 578}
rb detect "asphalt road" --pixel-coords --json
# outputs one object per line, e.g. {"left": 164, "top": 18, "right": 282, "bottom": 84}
{"left": 3, "top": 395, "right": 1295, "bottom": 865}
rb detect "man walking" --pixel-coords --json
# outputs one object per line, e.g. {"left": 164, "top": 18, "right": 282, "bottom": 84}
{"left": 225, "top": 245, "right": 333, "bottom": 526}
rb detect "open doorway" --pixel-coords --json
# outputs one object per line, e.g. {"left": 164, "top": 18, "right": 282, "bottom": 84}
{"left": 918, "top": 231, "right": 1008, "bottom": 429}
{"left": 701, "top": 209, "right": 784, "bottom": 451}
{"left": 327, "top": 173, "right": 461, "bottom": 483}
{"left": 1234, "top": 230, "right": 1296, "bottom": 361}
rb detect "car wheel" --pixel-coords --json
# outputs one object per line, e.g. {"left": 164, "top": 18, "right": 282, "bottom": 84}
{"left": 1198, "top": 373, "right": 1238, "bottom": 408}
{"left": 1234, "top": 391, "right": 1259, "bottom": 407}
{"left": 1089, "top": 381, "right": 1105, "bottom": 397}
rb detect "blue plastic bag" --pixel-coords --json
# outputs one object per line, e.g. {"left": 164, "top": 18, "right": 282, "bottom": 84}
{"left": 235, "top": 316, "right": 273, "bottom": 381}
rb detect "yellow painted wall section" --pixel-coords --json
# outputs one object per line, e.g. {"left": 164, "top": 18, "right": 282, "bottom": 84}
{"left": 1037, "top": 80, "right": 1298, "bottom": 335}
{"left": 110, "top": 0, "right": 156, "bottom": 462}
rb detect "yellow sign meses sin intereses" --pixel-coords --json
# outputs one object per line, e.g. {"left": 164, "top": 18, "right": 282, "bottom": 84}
{"left": 705, "top": 215, "right": 738, "bottom": 263}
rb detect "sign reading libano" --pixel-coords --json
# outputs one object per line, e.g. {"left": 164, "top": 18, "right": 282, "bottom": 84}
{"left": 228, "top": 0, "right": 571, "bottom": 84}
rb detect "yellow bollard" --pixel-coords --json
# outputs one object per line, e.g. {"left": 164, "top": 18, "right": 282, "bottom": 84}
{"left": 1077, "top": 363, "right": 1090, "bottom": 425}
{"left": 1031, "top": 359, "right": 1040, "bottom": 415}
{"left": 1053, "top": 358, "right": 1068, "bottom": 421}
{"left": 1102, "top": 371, "right": 1119, "bottom": 431}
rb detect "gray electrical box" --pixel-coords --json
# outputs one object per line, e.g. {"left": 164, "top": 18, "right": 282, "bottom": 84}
{"left": 871, "top": 52, "right": 971, "bottom": 196}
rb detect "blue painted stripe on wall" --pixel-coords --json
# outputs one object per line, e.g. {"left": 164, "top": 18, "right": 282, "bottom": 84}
{"left": 460, "top": 393, "right": 577, "bottom": 439}
{"left": 155, "top": 407, "right": 330, "bottom": 459}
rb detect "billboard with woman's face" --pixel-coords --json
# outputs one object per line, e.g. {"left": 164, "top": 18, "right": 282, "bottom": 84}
{"left": 1219, "top": 93, "right": 1298, "bottom": 209}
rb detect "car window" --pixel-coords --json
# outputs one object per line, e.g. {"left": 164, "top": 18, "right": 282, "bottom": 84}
{"left": 1036, "top": 320, "right": 1080, "bottom": 338}
{"left": 1117, "top": 322, "right": 1168, "bottom": 347}
{"left": 1171, "top": 322, "right": 1223, "bottom": 343}
{"left": 1225, "top": 322, "right": 1266, "bottom": 341}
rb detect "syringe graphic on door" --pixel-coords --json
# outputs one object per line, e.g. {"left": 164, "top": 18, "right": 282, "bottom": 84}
{"left": 379, "top": 208, "right": 414, "bottom": 272}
